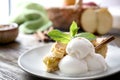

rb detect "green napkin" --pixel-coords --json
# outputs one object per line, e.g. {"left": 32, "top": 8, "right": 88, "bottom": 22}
{"left": 10, "top": 2, "right": 52, "bottom": 34}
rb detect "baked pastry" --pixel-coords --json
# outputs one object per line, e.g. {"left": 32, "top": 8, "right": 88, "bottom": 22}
{"left": 92, "top": 38, "right": 108, "bottom": 58}
{"left": 43, "top": 55, "right": 60, "bottom": 72}
{"left": 43, "top": 42, "right": 67, "bottom": 72}
{"left": 92, "top": 36, "right": 115, "bottom": 58}
{"left": 51, "top": 42, "right": 67, "bottom": 58}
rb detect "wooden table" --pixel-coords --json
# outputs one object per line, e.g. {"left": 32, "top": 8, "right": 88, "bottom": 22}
{"left": 0, "top": 29, "right": 120, "bottom": 80}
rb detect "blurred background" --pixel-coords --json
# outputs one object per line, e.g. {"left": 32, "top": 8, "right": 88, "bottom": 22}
{"left": 0, "top": 0, "right": 120, "bottom": 28}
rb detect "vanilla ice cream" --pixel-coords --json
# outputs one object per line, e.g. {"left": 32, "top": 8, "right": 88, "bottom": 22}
{"left": 59, "top": 55, "right": 88, "bottom": 75}
{"left": 59, "top": 37, "right": 107, "bottom": 75}
{"left": 66, "top": 37, "right": 95, "bottom": 59}
{"left": 85, "top": 54, "right": 107, "bottom": 71}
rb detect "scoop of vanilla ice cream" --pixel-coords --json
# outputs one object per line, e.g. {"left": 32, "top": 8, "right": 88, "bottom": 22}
{"left": 59, "top": 55, "right": 88, "bottom": 75}
{"left": 66, "top": 37, "right": 95, "bottom": 59}
{"left": 85, "top": 54, "right": 107, "bottom": 71}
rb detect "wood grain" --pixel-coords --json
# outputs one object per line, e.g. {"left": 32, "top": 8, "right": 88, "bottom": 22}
{"left": 0, "top": 34, "right": 47, "bottom": 80}
{"left": 0, "top": 30, "right": 120, "bottom": 80}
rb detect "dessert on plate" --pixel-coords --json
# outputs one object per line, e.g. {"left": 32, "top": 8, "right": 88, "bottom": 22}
{"left": 59, "top": 37, "right": 107, "bottom": 75}
{"left": 43, "top": 21, "right": 114, "bottom": 75}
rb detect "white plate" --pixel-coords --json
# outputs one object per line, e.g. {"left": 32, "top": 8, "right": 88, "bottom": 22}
{"left": 18, "top": 44, "right": 120, "bottom": 80}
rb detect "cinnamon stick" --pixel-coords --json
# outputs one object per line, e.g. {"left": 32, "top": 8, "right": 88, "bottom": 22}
{"left": 95, "top": 36, "right": 115, "bottom": 51}
{"left": 35, "top": 27, "right": 54, "bottom": 42}
{"left": 36, "top": 32, "right": 50, "bottom": 42}
{"left": 43, "top": 27, "right": 54, "bottom": 35}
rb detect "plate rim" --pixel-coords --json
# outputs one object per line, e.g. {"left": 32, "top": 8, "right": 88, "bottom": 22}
{"left": 18, "top": 44, "right": 120, "bottom": 80}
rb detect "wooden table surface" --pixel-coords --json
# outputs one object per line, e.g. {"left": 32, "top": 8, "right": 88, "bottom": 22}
{"left": 0, "top": 29, "right": 120, "bottom": 80}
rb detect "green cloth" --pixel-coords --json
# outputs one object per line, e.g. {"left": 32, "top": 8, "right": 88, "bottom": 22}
{"left": 10, "top": 2, "right": 52, "bottom": 34}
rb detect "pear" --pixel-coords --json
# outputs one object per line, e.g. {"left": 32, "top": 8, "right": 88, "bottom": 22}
{"left": 81, "top": 8, "right": 97, "bottom": 33}
{"left": 81, "top": 8, "right": 112, "bottom": 35}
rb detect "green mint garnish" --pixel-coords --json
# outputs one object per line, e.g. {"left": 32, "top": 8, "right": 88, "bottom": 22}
{"left": 70, "top": 21, "right": 79, "bottom": 37}
{"left": 75, "top": 32, "right": 96, "bottom": 41}
{"left": 48, "top": 21, "right": 96, "bottom": 44}
{"left": 48, "top": 30, "right": 70, "bottom": 44}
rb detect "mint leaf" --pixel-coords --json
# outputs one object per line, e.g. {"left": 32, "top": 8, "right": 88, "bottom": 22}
{"left": 70, "top": 21, "right": 79, "bottom": 37}
{"left": 48, "top": 30, "right": 70, "bottom": 44}
{"left": 48, "top": 21, "right": 96, "bottom": 44}
{"left": 75, "top": 32, "right": 96, "bottom": 41}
